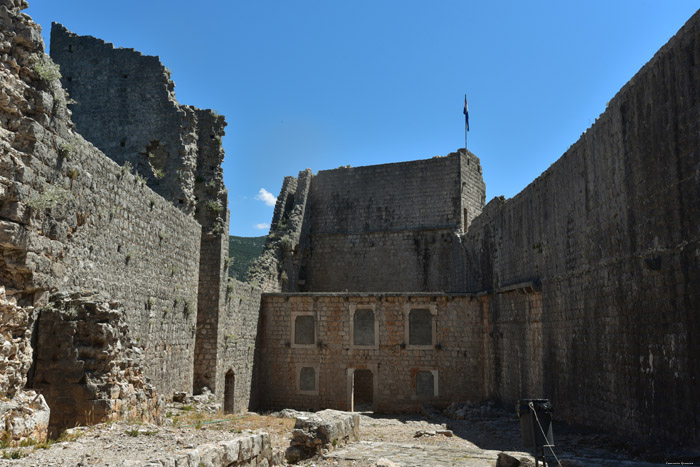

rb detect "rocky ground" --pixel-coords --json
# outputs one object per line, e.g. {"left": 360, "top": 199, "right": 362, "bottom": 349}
{"left": 0, "top": 398, "right": 697, "bottom": 466}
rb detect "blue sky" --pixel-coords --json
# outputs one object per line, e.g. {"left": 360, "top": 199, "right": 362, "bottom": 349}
{"left": 26, "top": 1, "right": 698, "bottom": 236}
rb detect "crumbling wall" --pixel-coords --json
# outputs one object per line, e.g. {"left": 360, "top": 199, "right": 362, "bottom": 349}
{"left": 0, "top": 286, "right": 49, "bottom": 445}
{"left": 50, "top": 25, "right": 232, "bottom": 400}
{"left": 258, "top": 293, "right": 485, "bottom": 412}
{"left": 49, "top": 23, "right": 199, "bottom": 213}
{"left": 464, "top": 10, "right": 700, "bottom": 444}
{"left": 249, "top": 169, "right": 312, "bottom": 292}
{"left": 31, "top": 292, "right": 162, "bottom": 436}
{"left": 302, "top": 152, "right": 484, "bottom": 292}
{"left": 0, "top": 0, "right": 201, "bottom": 413}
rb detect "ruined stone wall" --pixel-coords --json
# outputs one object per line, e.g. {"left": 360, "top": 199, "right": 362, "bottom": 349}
{"left": 302, "top": 152, "right": 484, "bottom": 292}
{"left": 214, "top": 279, "right": 262, "bottom": 413}
{"left": 464, "top": 11, "right": 700, "bottom": 444}
{"left": 0, "top": 0, "right": 201, "bottom": 403}
{"left": 258, "top": 293, "right": 485, "bottom": 412}
{"left": 249, "top": 170, "right": 312, "bottom": 293}
{"left": 49, "top": 23, "right": 198, "bottom": 213}
{"left": 0, "top": 286, "right": 49, "bottom": 445}
{"left": 31, "top": 292, "right": 162, "bottom": 436}
{"left": 50, "top": 25, "right": 232, "bottom": 398}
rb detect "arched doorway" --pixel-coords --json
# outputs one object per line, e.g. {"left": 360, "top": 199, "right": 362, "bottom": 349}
{"left": 224, "top": 370, "right": 235, "bottom": 414}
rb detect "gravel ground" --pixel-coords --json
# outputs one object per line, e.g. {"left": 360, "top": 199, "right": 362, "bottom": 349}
{"left": 0, "top": 413, "right": 294, "bottom": 466}
{"left": 1, "top": 401, "right": 697, "bottom": 466}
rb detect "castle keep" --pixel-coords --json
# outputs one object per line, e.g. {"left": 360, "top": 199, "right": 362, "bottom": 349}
{"left": 0, "top": 0, "right": 698, "bottom": 450}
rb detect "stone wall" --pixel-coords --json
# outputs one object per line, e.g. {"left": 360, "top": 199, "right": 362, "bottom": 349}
{"left": 463, "top": 11, "right": 700, "bottom": 444}
{"left": 254, "top": 151, "right": 486, "bottom": 294}
{"left": 249, "top": 169, "right": 312, "bottom": 293}
{"left": 258, "top": 293, "right": 485, "bottom": 413}
{"left": 193, "top": 209, "right": 230, "bottom": 394}
{"left": 31, "top": 292, "right": 162, "bottom": 436}
{"left": 0, "top": 0, "right": 201, "bottom": 405}
{"left": 302, "top": 152, "right": 484, "bottom": 292}
{"left": 214, "top": 279, "right": 262, "bottom": 414}
{"left": 50, "top": 24, "right": 232, "bottom": 399}
{"left": 0, "top": 286, "right": 49, "bottom": 445}
{"left": 50, "top": 23, "right": 199, "bottom": 213}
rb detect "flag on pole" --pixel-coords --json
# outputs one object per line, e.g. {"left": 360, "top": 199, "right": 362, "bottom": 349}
{"left": 463, "top": 95, "right": 469, "bottom": 132}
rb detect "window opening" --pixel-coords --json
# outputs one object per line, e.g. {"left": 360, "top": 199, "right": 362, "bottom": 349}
{"left": 353, "top": 309, "right": 375, "bottom": 346}
{"left": 409, "top": 309, "right": 432, "bottom": 345}
{"left": 299, "top": 367, "right": 315, "bottom": 391}
{"left": 294, "top": 315, "right": 315, "bottom": 345}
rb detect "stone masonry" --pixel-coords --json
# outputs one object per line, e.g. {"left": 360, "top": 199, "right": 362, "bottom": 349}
{"left": 1, "top": 0, "right": 698, "bottom": 452}
{"left": 31, "top": 292, "right": 162, "bottom": 436}
{"left": 0, "top": 0, "right": 260, "bottom": 442}
{"left": 256, "top": 9, "right": 700, "bottom": 447}
{"left": 258, "top": 293, "right": 485, "bottom": 413}
{"left": 460, "top": 10, "right": 700, "bottom": 444}
{"left": 250, "top": 151, "right": 486, "bottom": 293}
{"left": 49, "top": 24, "right": 235, "bottom": 398}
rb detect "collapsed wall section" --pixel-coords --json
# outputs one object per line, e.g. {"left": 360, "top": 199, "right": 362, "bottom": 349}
{"left": 464, "top": 11, "right": 700, "bottom": 444}
{"left": 0, "top": 0, "right": 201, "bottom": 412}
{"left": 249, "top": 169, "right": 313, "bottom": 292}
{"left": 31, "top": 292, "right": 162, "bottom": 436}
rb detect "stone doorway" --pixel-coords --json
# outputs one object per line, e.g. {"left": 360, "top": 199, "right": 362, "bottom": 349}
{"left": 224, "top": 370, "right": 235, "bottom": 414}
{"left": 352, "top": 369, "right": 374, "bottom": 412}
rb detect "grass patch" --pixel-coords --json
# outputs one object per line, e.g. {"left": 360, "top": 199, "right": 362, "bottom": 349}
{"left": 34, "top": 54, "right": 61, "bottom": 81}
{"left": 206, "top": 200, "right": 223, "bottom": 213}
{"left": 2, "top": 449, "right": 26, "bottom": 459}
{"left": 26, "top": 186, "right": 71, "bottom": 210}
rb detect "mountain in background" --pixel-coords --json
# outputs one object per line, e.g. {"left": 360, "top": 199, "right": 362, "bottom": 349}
{"left": 228, "top": 236, "right": 267, "bottom": 282}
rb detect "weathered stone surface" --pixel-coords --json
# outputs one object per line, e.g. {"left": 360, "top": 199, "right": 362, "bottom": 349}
{"left": 259, "top": 294, "right": 484, "bottom": 413}
{"left": 285, "top": 409, "right": 359, "bottom": 461}
{"left": 0, "top": 287, "right": 32, "bottom": 399}
{"left": 31, "top": 292, "right": 162, "bottom": 435}
{"left": 215, "top": 279, "right": 262, "bottom": 413}
{"left": 253, "top": 152, "right": 485, "bottom": 294}
{"left": 460, "top": 10, "right": 700, "bottom": 445}
{"left": 0, "top": 390, "right": 49, "bottom": 446}
{"left": 0, "top": 286, "right": 49, "bottom": 445}
{"left": 1, "top": 0, "right": 698, "bottom": 455}
{"left": 49, "top": 23, "right": 247, "bottom": 409}
{"left": 0, "top": 0, "right": 202, "bottom": 402}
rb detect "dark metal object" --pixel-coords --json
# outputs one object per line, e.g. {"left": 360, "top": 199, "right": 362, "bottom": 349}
{"left": 517, "top": 399, "right": 554, "bottom": 466}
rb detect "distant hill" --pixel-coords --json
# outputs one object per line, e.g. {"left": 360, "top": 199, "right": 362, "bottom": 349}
{"left": 228, "top": 236, "right": 267, "bottom": 282}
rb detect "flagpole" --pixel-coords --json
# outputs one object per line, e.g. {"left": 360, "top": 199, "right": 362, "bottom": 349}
{"left": 463, "top": 94, "right": 469, "bottom": 152}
